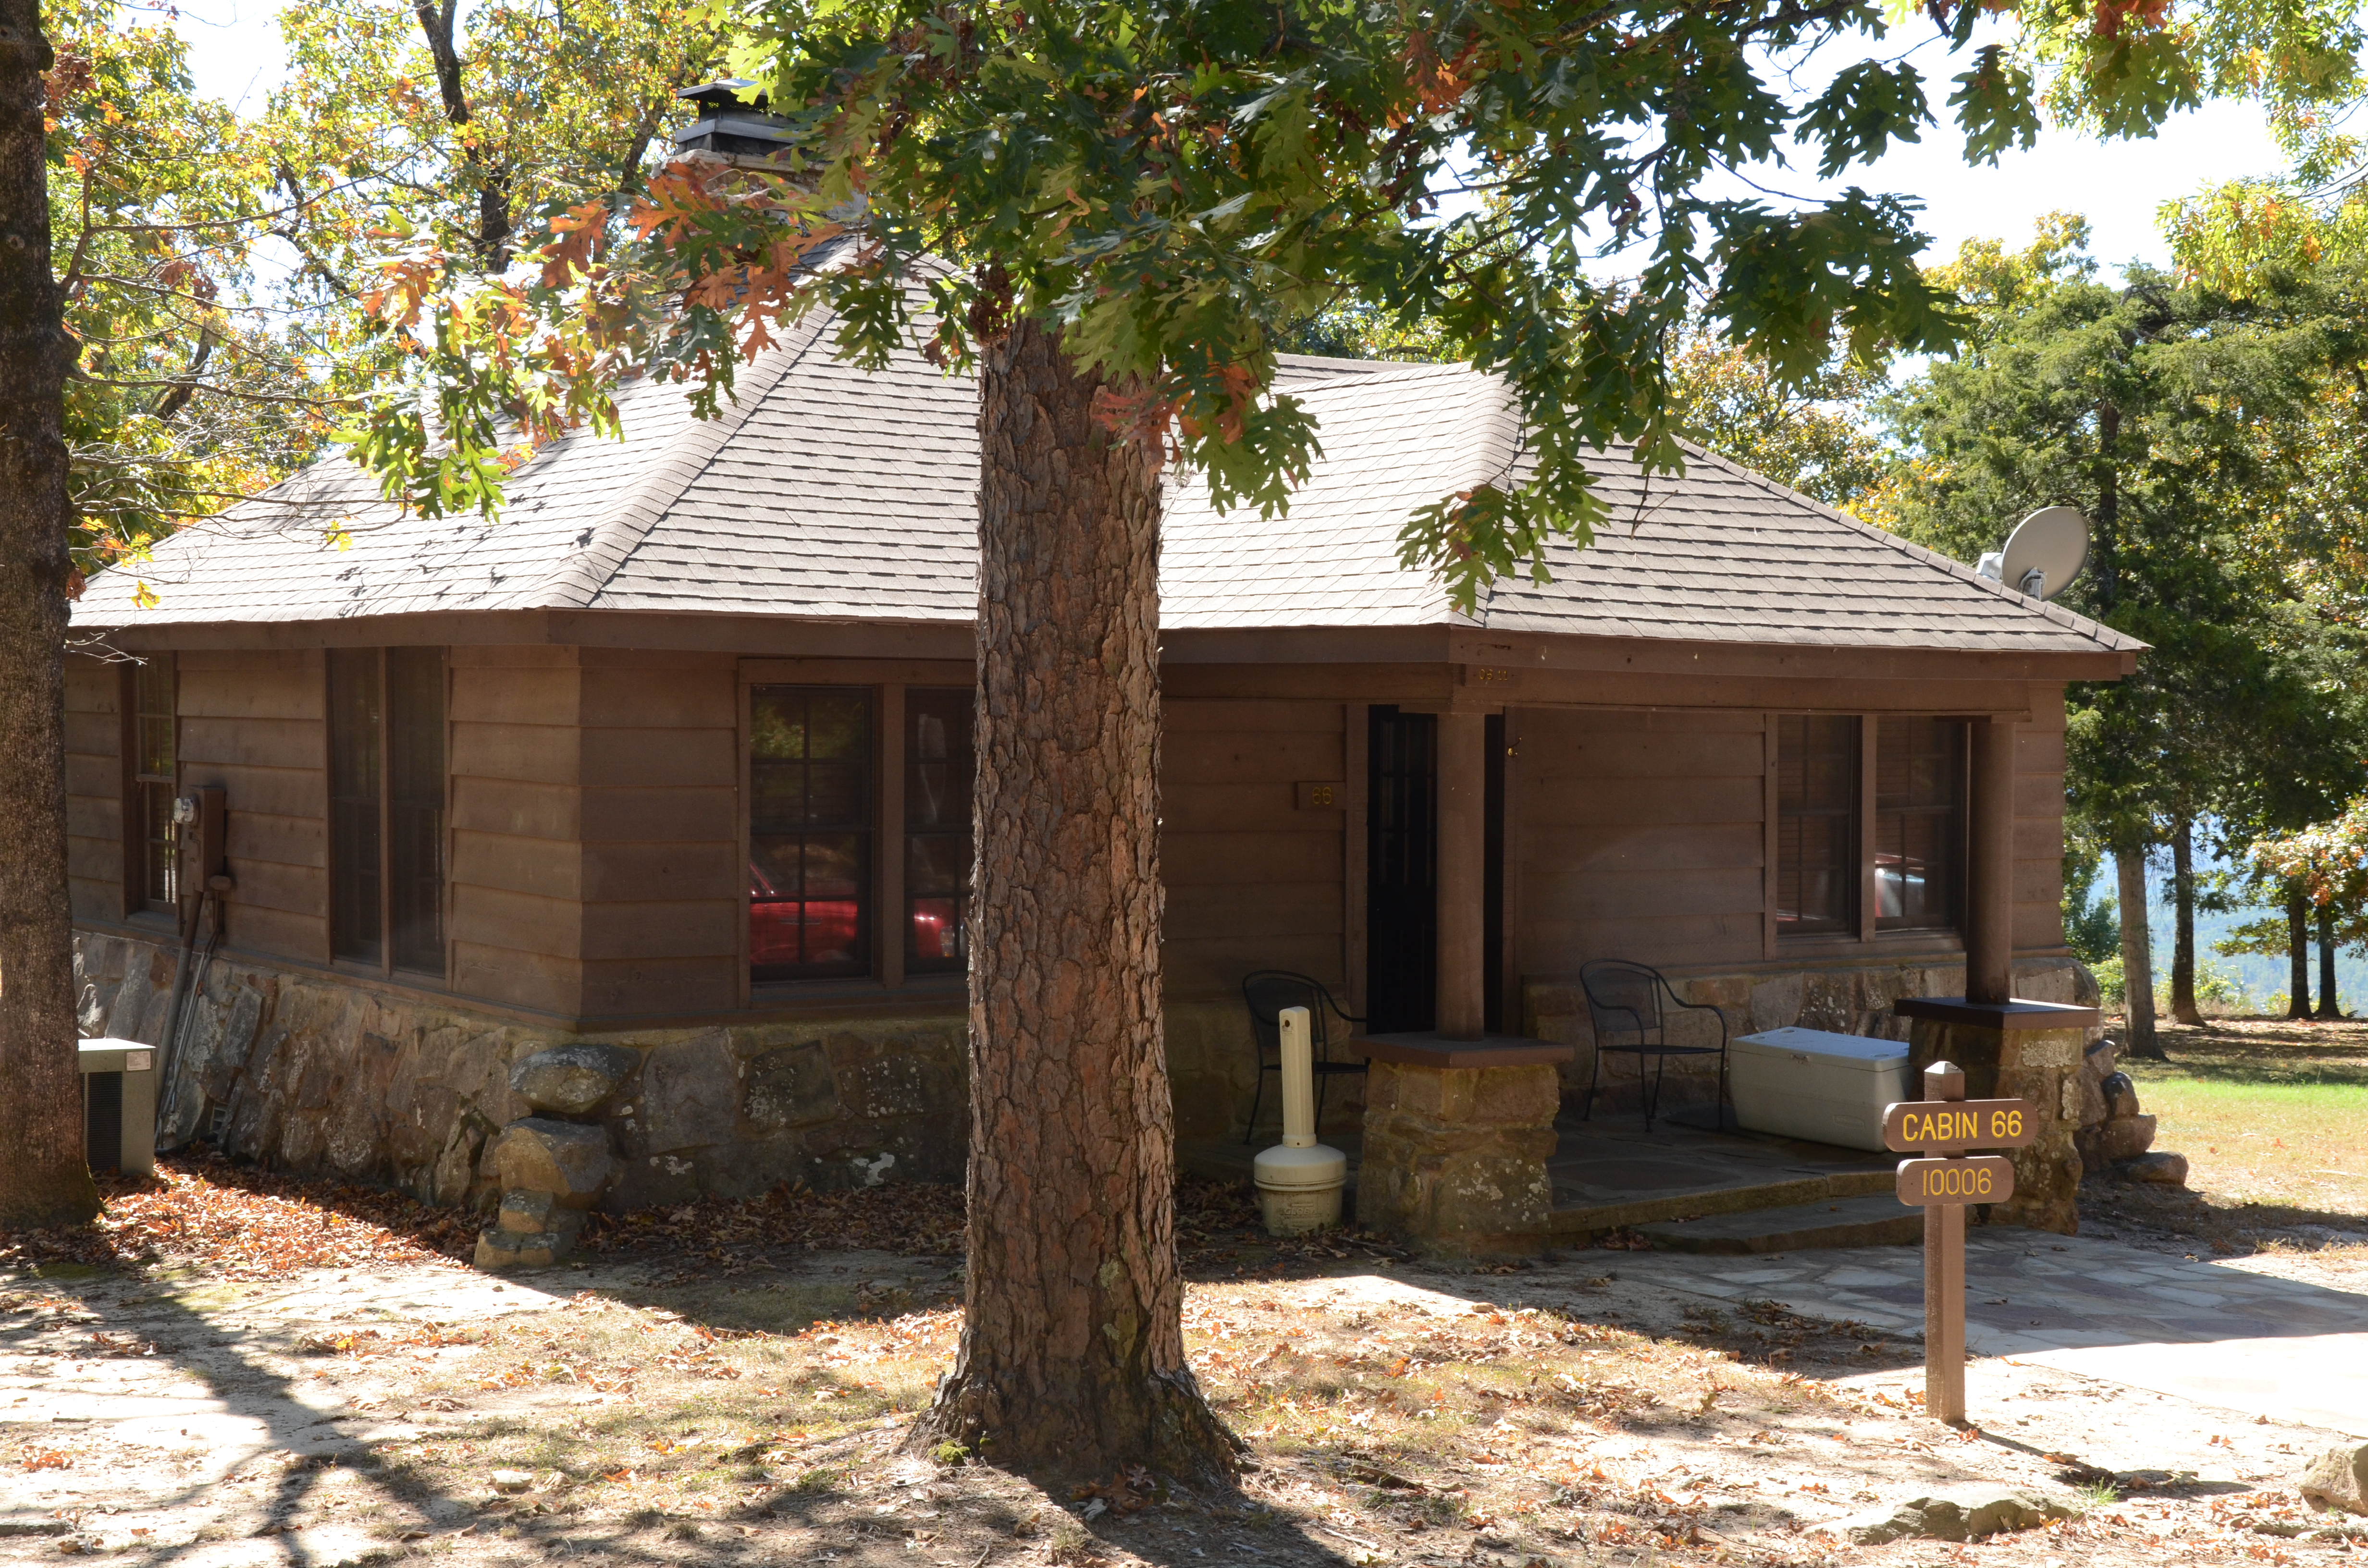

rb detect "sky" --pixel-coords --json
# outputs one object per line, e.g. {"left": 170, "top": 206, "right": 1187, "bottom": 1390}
{"left": 155, "top": 0, "right": 2306, "bottom": 281}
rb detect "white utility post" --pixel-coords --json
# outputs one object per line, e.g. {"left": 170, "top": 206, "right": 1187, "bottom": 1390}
{"left": 1253, "top": 1005, "right": 1347, "bottom": 1234}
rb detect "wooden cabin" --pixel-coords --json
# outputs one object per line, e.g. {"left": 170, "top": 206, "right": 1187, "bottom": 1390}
{"left": 64, "top": 339, "right": 2136, "bottom": 1212}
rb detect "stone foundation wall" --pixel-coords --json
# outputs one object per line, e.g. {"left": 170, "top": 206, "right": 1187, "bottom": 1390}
{"left": 1524, "top": 953, "right": 2103, "bottom": 1117}
{"left": 77, "top": 933, "right": 1358, "bottom": 1211}
{"left": 78, "top": 933, "right": 968, "bottom": 1213}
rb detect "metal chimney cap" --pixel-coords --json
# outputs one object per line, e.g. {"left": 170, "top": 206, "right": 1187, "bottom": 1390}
{"left": 677, "top": 78, "right": 768, "bottom": 111}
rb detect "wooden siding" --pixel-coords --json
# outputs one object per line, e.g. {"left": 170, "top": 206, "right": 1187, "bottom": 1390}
{"left": 1512, "top": 693, "right": 2072, "bottom": 980}
{"left": 2013, "top": 686, "right": 2070, "bottom": 953}
{"left": 448, "top": 647, "right": 740, "bottom": 1017}
{"left": 1512, "top": 708, "right": 1770, "bottom": 972}
{"left": 1161, "top": 699, "right": 1349, "bottom": 999}
{"left": 62, "top": 654, "right": 122, "bottom": 921}
{"left": 177, "top": 649, "right": 328, "bottom": 962}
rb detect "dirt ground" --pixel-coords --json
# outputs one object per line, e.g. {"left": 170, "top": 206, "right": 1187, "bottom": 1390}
{"left": 5, "top": 1159, "right": 2367, "bottom": 1568}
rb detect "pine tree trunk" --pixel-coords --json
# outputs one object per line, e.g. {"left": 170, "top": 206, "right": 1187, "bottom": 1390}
{"left": 2287, "top": 888, "right": 2312, "bottom": 1020}
{"left": 918, "top": 316, "right": 1235, "bottom": 1480}
{"left": 2115, "top": 843, "right": 2160, "bottom": 1060}
{"left": 2318, "top": 904, "right": 2341, "bottom": 1020}
{"left": 2170, "top": 822, "right": 2201, "bottom": 1025}
{"left": 0, "top": 0, "right": 100, "bottom": 1229}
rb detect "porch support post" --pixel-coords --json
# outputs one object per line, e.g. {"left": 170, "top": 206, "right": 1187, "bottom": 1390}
{"left": 1965, "top": 715, "right": 2017, "bottom": 1006}
{"left": 1437, "top": 710, "right": 1487, "bottom": 1041}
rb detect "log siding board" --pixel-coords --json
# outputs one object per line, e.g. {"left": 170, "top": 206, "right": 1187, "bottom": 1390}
{"left": 63, "top": 653, "right": 123, "bottom": 923}
{"left": 1161, "top": 698, "right": 1348, "bottom": 1001}
{"left": 1517, "top": 708, "right": 1772, "bottom": 973}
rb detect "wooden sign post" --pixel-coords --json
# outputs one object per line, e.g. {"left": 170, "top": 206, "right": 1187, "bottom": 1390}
{"left": 1883, "top": 1060, "right": 2037, "bottom": 1425}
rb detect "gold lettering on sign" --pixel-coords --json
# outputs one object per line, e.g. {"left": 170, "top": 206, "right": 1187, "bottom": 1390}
{"left": 1469, "top": 667, "right": 1514, "bottom": 684}
{"left": 1295, "top": 781, "right": 1343, "bottom": 811}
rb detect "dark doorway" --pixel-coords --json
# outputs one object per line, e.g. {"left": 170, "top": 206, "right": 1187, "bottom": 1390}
{"left": 1367, "top": 707, "right": 1437, "bottom": 1033}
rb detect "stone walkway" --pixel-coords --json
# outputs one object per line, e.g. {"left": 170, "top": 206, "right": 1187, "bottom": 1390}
{"left": 1612, "top": 1229, "right": 2368, "bottom": 1437}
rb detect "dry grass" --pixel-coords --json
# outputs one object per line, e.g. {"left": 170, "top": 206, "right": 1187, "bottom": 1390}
{"left": 2089, "top": 1016, "right": 2368, "bottom": 1260}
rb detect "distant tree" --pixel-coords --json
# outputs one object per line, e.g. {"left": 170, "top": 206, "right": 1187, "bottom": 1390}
{"left": 1873, "top": 217, "right": 2368, "bottom": 1056}
{"left": 2061, "top": 836, "right": 2122, "bottom": 968}
{"left": 1666, "top": 328, "right": 1888, "bottom": 511}
{"left": 2249, "top": 798, "right": 2368, "bottom": 1018}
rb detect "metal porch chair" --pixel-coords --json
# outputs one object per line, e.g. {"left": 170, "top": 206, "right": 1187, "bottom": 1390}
{"left": 1240, "top": 970, "right": 1368, "bottom": 1144}
{"left": 1577, "top": 959, "right": 1730, "bottom": 1131}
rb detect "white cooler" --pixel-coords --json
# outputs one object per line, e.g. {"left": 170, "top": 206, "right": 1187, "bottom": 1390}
{"left": 1728, "top": 1027, "right": 1911, "bottom": 1151}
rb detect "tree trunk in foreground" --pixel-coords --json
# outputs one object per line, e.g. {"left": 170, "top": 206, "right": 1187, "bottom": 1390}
{"left": 2115, "top": 844, "right": 2160, "bottom": 1060}
{"left": 2286, "top": 888, "right": 2312, "bottom": 1020}
{"left": 0, "top": 0, "right": 100, "bottom": 1230}
{"left": 918, "top": 316, "right": 1234, "bottom": 1480}
{"left": 2169, "top": 822, "right": 2201, "bottom": 1025}
{"left": 2317, "top": 904, "right": 2342, "bottom": 1020}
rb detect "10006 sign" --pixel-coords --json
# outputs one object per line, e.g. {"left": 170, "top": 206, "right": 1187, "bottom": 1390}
{"left": 1895, "top": 1155, "right": 2016, "bottom": 1206}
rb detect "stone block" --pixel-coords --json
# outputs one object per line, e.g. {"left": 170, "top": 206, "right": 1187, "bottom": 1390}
{"left": 2100, "top": 1071, "right": 2139, "bottom": 1120}
{"left": 475, "top": 1228, "right": 566, "bottom": 1270}
{"left": 609, "top": 1150, "right": 703, "bottom": 1213}
{"left": 1841, "top": 1490, "right": 2077, "bottom": 1544}
{"left": 847, "top": 1054, "right": 933, "bottom": 1120}
{"left": 1358, "top": 1061, "right": 1558, "bottom": 1255}
{"left": 744, "top": 1042, "right": 840, "bottom": 1130}
{"left": 1748, "top": 972, "right": 1805, "bottom": 1032}
{"left": 496, "top": 1189, "right": 585, "bottom": 1242}
{"left": 2123, "top": 1150, "right": 2189, "bottom": 1186}
{"left": 2301, "top": 1444, "right": 2368, "bottom": 1515}
{"left": 491, "top": 1118, "right": 617, "bottom": 1208}
{"left": 2097, "top": 1113, "right": 2157, "bottom": 1163}
{"left": 639, "top": 1031, "right": 740, "bottom": 1153}
{"left": 510, "top": 1044, "right": 641, "bottom": 1118}
{"left": 428, "top": 1117, "right": 488, "bottom": 1208}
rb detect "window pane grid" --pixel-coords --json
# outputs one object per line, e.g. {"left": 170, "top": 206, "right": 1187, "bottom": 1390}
{"left": 750, "top": 686, "right": 874, "bottom": 981}
{"left": 387, "top": 648, "right": 447, "bottom": 974}
{"left": 904, "top": 688, "right": 974, "bottom": 972}
{"left": 1777, "top": 714, "right": 1857, "bottom": 935}
{"left": 1876, "top": 717, "right": 1965, "bottom": 931}
{"left": 132, "top": 655, "right": 178, "bottom": 912}
{"left": 328, "top": 649, "right": 384, "bottom": 963}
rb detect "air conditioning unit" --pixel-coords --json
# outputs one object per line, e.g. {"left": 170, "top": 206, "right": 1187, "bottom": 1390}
{"left": 79, "top": 1038, "right": 157, "bottom": 1177}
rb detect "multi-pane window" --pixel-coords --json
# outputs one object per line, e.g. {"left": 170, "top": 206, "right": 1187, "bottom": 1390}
{"left": 130, "top": 654, "right": 178, "bottom": 914}
{"left": 329, "top": 647, "right": 448, "bottom": 975}
{"left": 1875, "top": 717, "right": 1965, "bottom": 931}
{"left": 903, "top": 688, "right": 974, "bottom": 973}
{"left": 750, "top": 686, "right": 874, "bottom": 981}
{"left": 1776, "top": 714, "right": 1858, "bottom": 935}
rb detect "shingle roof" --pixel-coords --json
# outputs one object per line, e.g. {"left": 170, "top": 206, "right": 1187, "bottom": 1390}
{"left": 74, "top": 328, "right": 2141, "bottom": 661}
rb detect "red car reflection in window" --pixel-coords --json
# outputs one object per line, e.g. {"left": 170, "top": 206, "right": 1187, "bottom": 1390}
{"left": 749, "top": 858, "right": 859, "bottom": 968}
{"left": 910, "top": 898, "right": 959, "bottom": 962}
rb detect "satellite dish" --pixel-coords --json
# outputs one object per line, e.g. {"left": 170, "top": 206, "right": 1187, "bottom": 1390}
{"left": 1979, "top": 506, "right": 2089, "bottom": 601}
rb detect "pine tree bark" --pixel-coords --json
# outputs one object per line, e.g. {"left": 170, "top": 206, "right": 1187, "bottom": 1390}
{"left": 917, "top": 315, "right": 1235, "bottom": 1481}
{"left": 2115, "top": 842, "right": 2161, "bottom": 1060}
{"left": 2169, "top": 821, "right": 2201, "bottom": 1025}
{"left": 0, "top": 0, "right": 101, "bottom": 1229}
{"left": 2287, "top": 887, "right": 2312, "bottom": 1020}
{"left": 2317, "top": 904, "right": 2341, "bottom": 1020}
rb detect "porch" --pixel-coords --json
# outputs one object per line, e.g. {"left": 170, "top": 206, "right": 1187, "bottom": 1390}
{"left": 1180, "top": 1112, "right": 1913, "bottom": 1254}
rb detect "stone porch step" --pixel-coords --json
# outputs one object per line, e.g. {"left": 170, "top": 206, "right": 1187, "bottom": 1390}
{"left": 1545, "top": 1166, "right": 1895, "bottom": 1239}
{"left": 1630, "top": 1194, "right": 1921, "bottom": 1254}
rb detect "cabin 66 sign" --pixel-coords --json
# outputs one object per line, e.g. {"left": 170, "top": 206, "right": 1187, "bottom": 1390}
{"left": 1885, "top": 1096, "right": 2035, "bottom": 1207}
{"left": 1883, "top": 1062, "right": 2038, "bottom": 1427}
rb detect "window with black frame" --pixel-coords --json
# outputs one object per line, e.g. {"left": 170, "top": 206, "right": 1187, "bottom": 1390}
{"left": 750, "top": 686, "right": 874, "bottom": 982}
{"left": 1875, "top": 716, "right": 1966, "bottom": 931}
{"left": 1777, "top": 713, "right": 1858, "bottom": 936}
{"left": 903, "top": 688, "right": 974, "bottom": 973}
{"left": 130, "top": 654, "right": 178, "bottom": 914}
{"left": 329, "top": 647, "right": 447, "bottom": 976}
